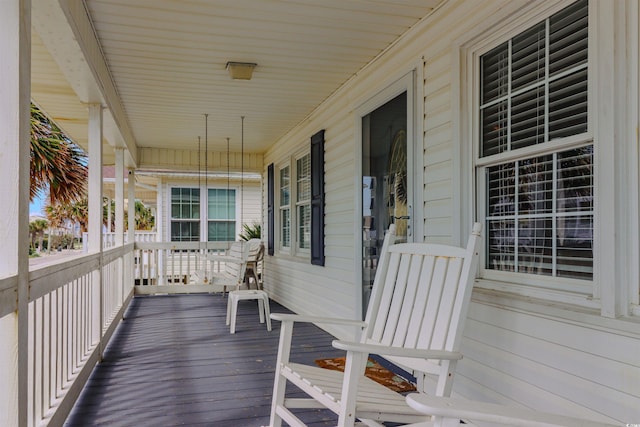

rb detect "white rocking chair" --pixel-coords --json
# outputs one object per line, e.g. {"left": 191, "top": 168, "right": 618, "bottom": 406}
{"left": 266, "top": 223, "right": 482, "bottom": 427}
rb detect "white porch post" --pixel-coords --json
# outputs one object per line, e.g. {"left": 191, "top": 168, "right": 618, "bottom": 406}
{"left": 0, "top": 1, "right": 30, "bottom": 426}
{"left": 156, "top": 181, "right": 164, "bottom": 284}
{"left": 87, "top": 104, "right": 104, "bottom": 352}
{"left": 115, "top": 148, "right": 125, "bottom": 246}
{"left": 156, "top": 180, "right": 163, "bottom": 242}
{"left": 128, "top": 169, "right": 136, "bottom": 243}
{"left": 88, "top": 104, "right": 104, "bottom": 253}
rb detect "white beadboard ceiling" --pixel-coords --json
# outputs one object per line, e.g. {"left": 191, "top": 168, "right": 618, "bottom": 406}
{"left": 31, "top": 0, "right": 443, "bottom": 158}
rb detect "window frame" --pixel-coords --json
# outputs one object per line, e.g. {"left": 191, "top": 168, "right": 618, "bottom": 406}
{"left": 277, "top": 163, "right": 291, "bottom": 253}
{"left": 206, "top": 188, "right": 237, "bottom": 242}
{"left": 167, "top": 184, "right": 239, "bottom": 242}
{"left": 295, "top": 152, "right": 311, "bottom": 254}
{"left": 169, "top": 187, "right": 201, "bottom": 242}
{"left": 276, "top": 148, "right": 311, "bottom": 259}
{"left": 463, "top": 0, "right": 604, "bottom": 308}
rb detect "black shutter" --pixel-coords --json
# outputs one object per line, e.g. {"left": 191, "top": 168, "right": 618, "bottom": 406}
{"left": 310, "top": 130, "right": 325, "bottom": 266}
{"left": 267, "top": 163, "right": 275, "bottom": 256}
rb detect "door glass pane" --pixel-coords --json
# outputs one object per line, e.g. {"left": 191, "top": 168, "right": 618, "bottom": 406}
{"left": 362, "top": 92, "right": 407, "bottom": 316}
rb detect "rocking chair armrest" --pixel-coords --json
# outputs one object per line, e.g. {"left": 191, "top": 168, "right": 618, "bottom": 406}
{"left": 405, "top": 394, "right": 619, "bottom": 427}
{"left": 270, "top": 313, "right": 368, "bottom": 328}
{"left": 331, "top": 340, "right": 463, "bottom": 361}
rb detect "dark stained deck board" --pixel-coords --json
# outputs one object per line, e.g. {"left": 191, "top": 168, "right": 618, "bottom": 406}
{"left": 64, "top": 294, "right": 344, "bottom": 427}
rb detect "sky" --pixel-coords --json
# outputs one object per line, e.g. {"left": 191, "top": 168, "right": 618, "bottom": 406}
{"left": 30, "top": 193, "right": 46, "bottom": 216}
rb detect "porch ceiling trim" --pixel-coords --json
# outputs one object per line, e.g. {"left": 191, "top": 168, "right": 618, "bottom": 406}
{"left": 33, "top": 0, "right": 138, "bottom": 166}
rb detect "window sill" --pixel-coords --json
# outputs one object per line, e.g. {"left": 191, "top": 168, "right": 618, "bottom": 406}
{"left": 475, "top": 277, "right": 597, "bottom": 309}
{"left": 471, "top": 285, "right": 640, "bottom": 337}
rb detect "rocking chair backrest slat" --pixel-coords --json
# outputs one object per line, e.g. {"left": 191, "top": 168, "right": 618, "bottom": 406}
{"left": 363, "top": 224, "right": 482, "bottom": 370}
{"left": 424, "top": 256, "right": 464, "bottom": 351}
{"left": 403, "top": 255, "right": 436, "bottom": 348}
{"left": 391, "top": 253, "right": 425, "bottom": 347}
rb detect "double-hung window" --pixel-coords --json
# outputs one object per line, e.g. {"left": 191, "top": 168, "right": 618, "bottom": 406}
{"left": 170, "top": 187, "right": 200, "bottom": 242}
{"left": 208, "top": 188, "right": 236, "bottom": 241}
{"left": 277, "top": 151, "right": 312, "bottom": 257}
{"left": 279, "top": 166, "right": 291, "bottom": 250}
{"left": 477, "top": 0, "right": 593, "bottom": 290}
{"left": 170, "top": 186, "right": 237, "bottom": 242}
{"left": 296, "top": 153, "right": 311, "bottom": 251}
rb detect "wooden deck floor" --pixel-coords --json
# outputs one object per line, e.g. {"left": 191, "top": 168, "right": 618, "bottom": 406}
{"left": 64, "top": 294, "right": 345, "bottom": 427}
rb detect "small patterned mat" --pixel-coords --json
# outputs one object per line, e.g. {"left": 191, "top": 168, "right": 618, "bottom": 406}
{"left": 314, "top": 356, "right": 416, "bottom": 393}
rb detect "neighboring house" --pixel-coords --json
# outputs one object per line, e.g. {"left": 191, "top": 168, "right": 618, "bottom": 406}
{"left": 3, "top": 0, "right": 638, "bottom": 426}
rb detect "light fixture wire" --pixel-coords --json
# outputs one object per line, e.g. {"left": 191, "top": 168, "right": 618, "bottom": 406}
{"left": 204, "top": 113, "right": 209, "bottom": 282}
{"left": 241, "top": 116, "right": 245, "bottom": 229}
{"left": 226, "top": 137, "right": 230, "bottom": 240}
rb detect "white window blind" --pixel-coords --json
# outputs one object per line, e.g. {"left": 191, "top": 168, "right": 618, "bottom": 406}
{"left": 296, "top": 154, "right": 311, "bottom": 250}
{"left": 480, "top": 0, "right": 588, "bottom": 157}
{"left": 279, "top": 166, "right": 291, "bottom": 248}
{"left": 478, "top": 0, "right": 592, "bottom": 282}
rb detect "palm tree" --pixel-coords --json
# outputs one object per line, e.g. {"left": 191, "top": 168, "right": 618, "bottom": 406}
{"left": 29, "top": 218, "right": 49, "bottom": 252}
{"left": 30, "top": 103, "right": 88, "bottom": 205}
{"left": 134, "top": 200, "right": 155, "bottom": 231}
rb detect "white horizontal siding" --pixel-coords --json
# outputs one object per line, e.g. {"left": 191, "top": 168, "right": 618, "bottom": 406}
{"left": 455, "top": 298, "right": 638, "bottom": 425}
{"left": 139, "top": 147, "right": 263, "bottom": 173}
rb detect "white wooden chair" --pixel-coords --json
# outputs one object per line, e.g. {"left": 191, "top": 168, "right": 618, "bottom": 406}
{"left": 191, "top": 241, "right": 251, "bottom": 293}
{"left": 404, "top": 394, "right": 620, "bottom": 427}
{"left": 225, "top": 239, "right": 272, "bottom": 333}
{"left": 244, "top": 239, "right": 265, "bottom": 289}
{"left": 266, "top": 223, "right": 482, "bottom": 427}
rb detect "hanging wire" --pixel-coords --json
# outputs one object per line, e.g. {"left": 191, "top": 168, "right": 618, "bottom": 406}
{"left": 198, "top": 136, "right": 201, "bottom": 191}
{"left": 204, "top": 113, "right": 209, "bottom": 282}
{"left": 204, "top": 114, "right": 209, "bottom": 194}
{"left": 226, "top": 137, "right": 230, "bottom": 241}
{"left": 241, "top": 116, "right": 245, "bottom": 228}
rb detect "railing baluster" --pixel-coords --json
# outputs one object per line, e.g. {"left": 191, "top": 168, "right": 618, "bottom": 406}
{"left": 43, "top": 294, "right": 50, "bottom": 415}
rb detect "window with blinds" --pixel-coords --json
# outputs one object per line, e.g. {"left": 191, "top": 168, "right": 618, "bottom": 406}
{"left": 480, "top": 0, "right": 588, "bottom": 156}
{"left": 279, "top": 166, "right": 291, "bottom": 249}
{"left": 478, "top": 0, "right": 592, "bottom": 281}
{"left": 296, "top": 154, "right": 311, "bottom": 250}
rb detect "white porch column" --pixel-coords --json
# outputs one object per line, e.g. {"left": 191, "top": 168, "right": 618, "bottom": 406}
{"left": 88, "top": 105, "right": 104, "bottom": 253}
{"left": 0, "top": 1, "right": 31, "bottom": 426}
{"left": 87, "top": 105, "right": 104, "bottom": 352}
{"left": 128, "top": 169, "right": 136, "bottom": 243}
{"left": 156, "top": 180, "right": 163, "bottom": 242}
{"left": 115, "top": 148, "right": 125, "bottom": 246}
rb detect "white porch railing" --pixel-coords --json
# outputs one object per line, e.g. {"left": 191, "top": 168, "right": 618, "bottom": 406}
{"left": 133, "top": 241, "right": 233, "bottom": 294}
{"left": 101, "top": 231, "right": 156, "bottom": 249}
{"left": 0, "top": 240, "right": 243, "bottom": 427}
{"left": 0, "top": 243, "right": 135, "bottom": 427}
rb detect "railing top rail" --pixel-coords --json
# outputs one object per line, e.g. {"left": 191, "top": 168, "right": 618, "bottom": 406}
{"left": 135, "top": 241, "right": 232, "bottom": 251}
{"left": 29, "top": 243, "right": 135, "bottom": 301}
{"left": 29, "top": 252, "right": 101, "bottom": 282}
{"left": 0, "top": 274, "right": 18, "bottom": 318}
